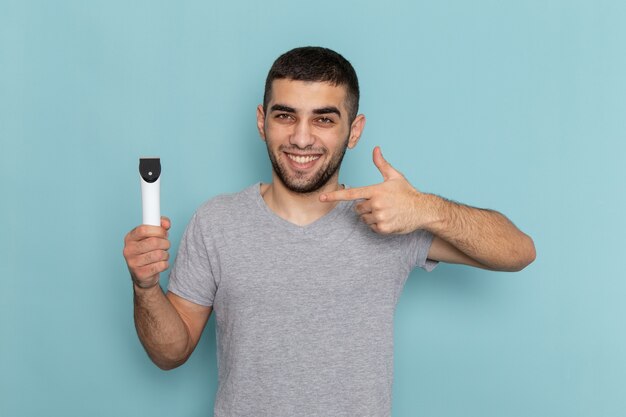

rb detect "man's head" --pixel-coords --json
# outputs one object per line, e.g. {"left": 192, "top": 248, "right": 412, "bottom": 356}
{"left": 257, "top": 47, "right": 365, "bottom": 195}
{"left": 263, "top": 46, "right": 360, "bottom": 123}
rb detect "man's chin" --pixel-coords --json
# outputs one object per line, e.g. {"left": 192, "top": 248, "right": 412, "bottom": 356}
{"left": 282, "top": 179, "right": 325, "bottom": 195}
{"left": 278, "top": 171, "right": 333, "bottom": 194}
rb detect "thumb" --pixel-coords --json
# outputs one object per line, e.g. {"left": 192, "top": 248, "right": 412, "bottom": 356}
{"left": 373, "top": 146, "right": 402, "bottom": 180}
{"left": 161, "top": 216, "right": 171, "bottom": 231}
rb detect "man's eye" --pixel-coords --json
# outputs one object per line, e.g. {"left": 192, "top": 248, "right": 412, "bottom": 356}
{"left": 275, "top": 113, "right": 293, "bottom": 121}
{"left": 317, "top": 117, "right": 334, "bottom": 124}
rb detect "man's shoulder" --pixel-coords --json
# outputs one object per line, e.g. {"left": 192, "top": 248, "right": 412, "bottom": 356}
{"left": 194, "top": 183, "right": 259, "bottom": 222}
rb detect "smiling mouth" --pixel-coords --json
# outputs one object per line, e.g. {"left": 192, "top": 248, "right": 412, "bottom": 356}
{"left": 286, "top": 153, "right": 322, "bottom": 164}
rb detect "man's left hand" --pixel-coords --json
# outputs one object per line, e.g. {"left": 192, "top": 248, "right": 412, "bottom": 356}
{"left": 320, "top": 147, "right": 435, "bottom": 235}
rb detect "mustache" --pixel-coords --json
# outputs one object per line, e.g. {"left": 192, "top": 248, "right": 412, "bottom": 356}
{"left": 278, "top": 144, "right": 327, "bottom": 154}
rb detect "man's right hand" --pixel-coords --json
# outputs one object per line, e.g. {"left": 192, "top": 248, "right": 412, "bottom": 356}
{"left": 123, "top": 217, "right": 171, "bottom": 289}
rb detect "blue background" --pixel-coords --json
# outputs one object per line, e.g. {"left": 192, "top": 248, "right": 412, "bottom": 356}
{"left": 1, "top": 1, "right": 625, "bottom": 416}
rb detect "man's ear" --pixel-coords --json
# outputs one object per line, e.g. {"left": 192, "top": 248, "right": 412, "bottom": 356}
{"left": 347, "top": 114, "right": 366, "bottom": 149}
{"left": 256, "top": 104, "right": 266, "bottom": 141}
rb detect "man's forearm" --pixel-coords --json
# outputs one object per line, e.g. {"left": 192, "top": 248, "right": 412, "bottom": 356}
{"left": 133, "top": 284, "right": 192, "bottom": 370}
{"left": 423, "top": 194, "right": 536, "bottom": 271}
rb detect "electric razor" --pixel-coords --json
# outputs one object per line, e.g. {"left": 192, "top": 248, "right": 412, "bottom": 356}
{"left": 139, "top": 158, "right": 161, "bottom": 226}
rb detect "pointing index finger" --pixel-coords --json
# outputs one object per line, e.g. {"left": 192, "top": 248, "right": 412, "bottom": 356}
{"left": 320, "top": 186, "right": 373, "bottom": 202}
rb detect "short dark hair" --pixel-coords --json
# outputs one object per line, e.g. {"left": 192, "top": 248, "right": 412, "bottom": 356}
{"left": 263, "top": 46, "right": 360, "bottom": 122}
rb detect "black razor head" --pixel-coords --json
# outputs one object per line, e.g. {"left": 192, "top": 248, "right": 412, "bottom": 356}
{"left": 139, "top": 158, "right": 161, "bottom": 183}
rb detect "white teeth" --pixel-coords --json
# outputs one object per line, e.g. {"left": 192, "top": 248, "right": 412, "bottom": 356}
{"left": 287, "top": 154, "right": 320, "bottom": 164}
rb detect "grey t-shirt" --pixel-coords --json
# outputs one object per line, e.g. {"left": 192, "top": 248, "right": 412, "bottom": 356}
{"left": 168, "top": 183, "right": 437, "bottom": 417}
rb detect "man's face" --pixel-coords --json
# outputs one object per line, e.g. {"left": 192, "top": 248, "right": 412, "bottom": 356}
{"left": 257, "top": 79, "right": 365, "bottom": 194}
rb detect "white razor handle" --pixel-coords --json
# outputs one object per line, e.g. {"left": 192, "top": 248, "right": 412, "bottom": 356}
{"left": 139, "top": 158, "right": 161, "bottom": 226}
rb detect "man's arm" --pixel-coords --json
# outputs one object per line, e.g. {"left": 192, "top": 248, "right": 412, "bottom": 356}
{"left": 423, "top": 198, "right": 535, "bottom": 271}
{"left": 320, "top": 147, "right": 536, "bottom": 272}
{"left": 124, "top": 218, "right": 212, "bottom": 370}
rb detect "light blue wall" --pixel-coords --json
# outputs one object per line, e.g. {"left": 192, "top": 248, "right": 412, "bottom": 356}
{"left": 1, "top": 1, "right": 624, "bottom": 416}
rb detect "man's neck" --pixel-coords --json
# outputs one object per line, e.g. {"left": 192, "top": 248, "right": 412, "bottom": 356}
{"left": 260, "top": 176, "right": 344, "bottom": 226}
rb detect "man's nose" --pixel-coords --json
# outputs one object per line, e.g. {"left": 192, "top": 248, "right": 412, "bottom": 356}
{"left": 289, "top": 120, "right": 316, "bottom": 149}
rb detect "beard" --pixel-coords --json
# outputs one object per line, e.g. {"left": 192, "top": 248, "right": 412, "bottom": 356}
{"left": 265, "top": 135, "right": 350, "bottom": 194}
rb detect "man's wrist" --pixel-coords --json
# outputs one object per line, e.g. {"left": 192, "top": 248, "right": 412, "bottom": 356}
{"left": 132, "top": 277, "right": 161, "bottom": 292}
{"left": 415, "top": 193, "right": 447, "bottom": 234}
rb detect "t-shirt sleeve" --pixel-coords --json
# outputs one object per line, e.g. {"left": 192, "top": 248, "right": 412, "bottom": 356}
{"left": 409, "top": 229, "right": 438, "bottom": 272}
{"left": 167, "top": 211, "right": 217, "bottom": 307}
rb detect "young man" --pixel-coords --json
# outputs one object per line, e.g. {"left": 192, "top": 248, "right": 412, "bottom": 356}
{"left": 123, "top": 47, "right": 535, "bottom": 416}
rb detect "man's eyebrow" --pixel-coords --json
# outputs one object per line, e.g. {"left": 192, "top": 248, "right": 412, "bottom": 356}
{"left": 269, "top": 104, "right": 342, "bottom": 117}
{"left": 313, "top": 106, "right": 341, "bottom": 117}
{"left": 270, "top": 104, "right": 296, "bottom": 113}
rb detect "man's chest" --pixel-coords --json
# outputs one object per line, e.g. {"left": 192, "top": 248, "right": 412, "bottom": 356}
{"left": 210, "top": 232, "right": 410, "bottom": 320}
